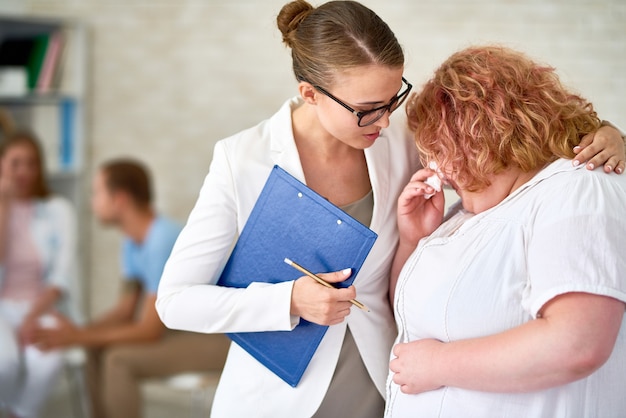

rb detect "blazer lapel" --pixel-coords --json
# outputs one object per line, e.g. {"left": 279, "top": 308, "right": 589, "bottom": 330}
{"left": 364, "top": 135, "right": 390, "bottom": 233}
{"left": 269, "top": 97, "right": 307, "bottom": 184}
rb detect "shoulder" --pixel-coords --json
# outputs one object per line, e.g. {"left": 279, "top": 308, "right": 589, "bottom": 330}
{"left": 218, "top": 97, "right": 296, "bottom": 152}
{"left": 207, "top": 98, "right": 299, "bottom": 193}
{"left": 522, "top": 159, "right": 626, "bottom": 223}
{"left": 121, "top": 236, "right": 133, "bottom": 252}
{"left": 149, "top": 216, "right": 182, "bottom": 247}
{"left": 154, "top": 215, "right": 182, "bottom": 236}
{"left": 546, "top": 160, "right": 624, "bottom": 202}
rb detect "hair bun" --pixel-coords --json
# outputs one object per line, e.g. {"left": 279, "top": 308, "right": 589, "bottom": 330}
{"left": 277, "top": 0, "right": 314, "bottom": 47}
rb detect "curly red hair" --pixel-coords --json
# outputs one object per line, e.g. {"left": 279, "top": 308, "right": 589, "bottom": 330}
{"left": 406, "top": 46, "right": 600, "bottom": 192}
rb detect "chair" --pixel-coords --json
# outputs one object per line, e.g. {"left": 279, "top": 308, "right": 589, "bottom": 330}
{"left": 161, "top": 372, "right": 221, "bottom": 418}
{"left": 63, "top": 347, "right": 91, "bottom": 418}
{"left": 63, "top": 350, "right": 220, "bottom": 418}
{"left": 0, "top": 347, "right": 89, "bottom": 418}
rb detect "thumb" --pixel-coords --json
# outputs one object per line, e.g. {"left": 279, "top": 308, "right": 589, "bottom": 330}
{"left": 318, "top": 268, "right": 352, "bottom": 284}
{"left": 430, "top": 187, "right": 446, "bottom": 210}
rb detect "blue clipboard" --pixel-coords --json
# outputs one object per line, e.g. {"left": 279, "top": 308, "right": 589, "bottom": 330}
{"left": 216, "top": 165, "right": 377, "bottom": 387}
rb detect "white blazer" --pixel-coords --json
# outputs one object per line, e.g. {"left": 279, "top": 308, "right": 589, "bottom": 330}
{"left": 156, "top": 97, "right": 420, "bottom": 418}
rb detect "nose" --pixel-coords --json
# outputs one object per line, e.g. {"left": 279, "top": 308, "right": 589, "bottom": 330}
{"left": 373, "top": 110, "right": 391, "bottom": 129}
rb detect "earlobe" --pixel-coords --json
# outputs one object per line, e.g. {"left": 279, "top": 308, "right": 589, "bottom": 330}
{"left": 298, "top": 81, "right": 318, "bottom": 105}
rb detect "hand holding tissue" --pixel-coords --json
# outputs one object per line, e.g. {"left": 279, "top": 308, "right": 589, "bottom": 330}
{"left": 424, "top": 162, "right": 442, "bottom": 199}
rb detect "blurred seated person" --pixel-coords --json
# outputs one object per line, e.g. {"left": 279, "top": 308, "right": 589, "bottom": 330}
{"left": 33, "top": 159, "right": 230, "bottom": 418}
{"left": 0, "top": 131, "right": 79, "bottom": 418}
{"left": 387, "top": 46, "right": 626, "bottom": 417}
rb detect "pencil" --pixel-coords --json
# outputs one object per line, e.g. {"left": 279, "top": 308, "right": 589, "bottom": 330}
{"left": 284, "top": 258, "right": 370, "bottom": 312}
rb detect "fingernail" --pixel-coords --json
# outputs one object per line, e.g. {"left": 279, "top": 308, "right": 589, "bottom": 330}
{"left": 606, "top": 165, "right": 612, "bottom": 172}
{"left": 587, "top": 163, "right": 595, "bottom": 170}
{"left": 342, "top": 268, "right": 351, "bottom": 276}
{"left": 617, "top": 167, "right": 623, "bottom": 174}
{"left": 572, "top": 160, "right": 580, "bottom": 167}
{"left": 573, "top": 146, "right": 581, "bottom": 153}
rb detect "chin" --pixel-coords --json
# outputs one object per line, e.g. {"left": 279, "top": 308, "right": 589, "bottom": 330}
{"left": 96, "top": 216, "right": 117, "bottom": 227}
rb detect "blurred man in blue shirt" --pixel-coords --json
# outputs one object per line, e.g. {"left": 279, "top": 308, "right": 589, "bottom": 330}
{"left": 33, "top": 159, "right": 229, "bottom": 418}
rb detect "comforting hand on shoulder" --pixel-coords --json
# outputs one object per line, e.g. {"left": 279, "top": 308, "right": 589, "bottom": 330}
{"left": 573, "top": 125, "right": 625, "bottom": 173}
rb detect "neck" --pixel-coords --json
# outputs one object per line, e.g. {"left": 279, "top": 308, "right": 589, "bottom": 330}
{"left": 119, "top": 206, "right": 155, "bottom": 244}
{"left": 460, "top": 167, "right": 540, "bottom": 214}
{"left": 292, "top": 103, "right": 360, "bottom": 160}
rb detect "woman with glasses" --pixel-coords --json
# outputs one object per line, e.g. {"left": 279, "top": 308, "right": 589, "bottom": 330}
{"left": 155, "top": 1, "right": 625, "bottom": 417}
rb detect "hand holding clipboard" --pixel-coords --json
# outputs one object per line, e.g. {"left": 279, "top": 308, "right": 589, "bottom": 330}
{"left": 284, "top": 258, "right": 370, "bottom": 312}
{"left": 216, "top": 165, "right": 377, "bottom": 387}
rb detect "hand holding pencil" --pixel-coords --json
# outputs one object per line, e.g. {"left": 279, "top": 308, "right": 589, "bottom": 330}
{"left": 286, "top": 258, "right": 370, "bottom": 326}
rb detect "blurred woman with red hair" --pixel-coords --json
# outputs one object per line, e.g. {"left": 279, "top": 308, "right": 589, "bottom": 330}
{"left": 0, "top": 131, "right": 79, "bottom": 418}
{"left": 386, "top": 46, "right": 626, "bottom": 417}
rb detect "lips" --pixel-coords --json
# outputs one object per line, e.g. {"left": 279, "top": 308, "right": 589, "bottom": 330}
{"left": 364, "top": 131, "right": 380, "bottom": 141}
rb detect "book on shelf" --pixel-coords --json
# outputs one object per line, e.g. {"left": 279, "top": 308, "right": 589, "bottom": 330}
{"left": 0, "top": 30, "right": 66, "bottom": 94}
{"left": 37, "top": 31, "right": 64, "bottom": 93}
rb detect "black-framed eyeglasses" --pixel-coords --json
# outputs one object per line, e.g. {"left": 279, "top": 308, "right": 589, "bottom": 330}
{"left": 308, "top": 77, "right": 412, "bottom": 127}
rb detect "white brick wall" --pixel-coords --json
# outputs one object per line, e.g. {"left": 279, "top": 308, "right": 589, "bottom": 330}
{"left": 4, "top": 0, "right": 623, "bottom": 316}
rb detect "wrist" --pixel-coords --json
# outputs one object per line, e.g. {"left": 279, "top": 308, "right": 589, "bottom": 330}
{"left": 67, "top": 327, "right": 84, "bottom": 346}
{"left": 430, "top": 341, "right": 448, "bottom": 389}
{"left": 289, "top": 280, "right": 302, "bottom": 317}
{"left": 397, "top": 237, "right": 420, "bottom": 253}
{"left": 601, "top": 120, "right": 626, "bottom": 140}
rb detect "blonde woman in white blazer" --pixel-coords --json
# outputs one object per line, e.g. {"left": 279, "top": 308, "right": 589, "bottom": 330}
{"left": 157, "top": 3, "right": 416, "bottom": 416}
{"left": 158, "top": 92, "right": 418, "bottom": 417}
{"left": 156, "top": 2, "right": 625, "bottom": 418}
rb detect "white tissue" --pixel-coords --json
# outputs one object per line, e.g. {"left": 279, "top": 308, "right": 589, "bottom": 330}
{"left": 424, "top": 161, "right": 442, "bottom": 199}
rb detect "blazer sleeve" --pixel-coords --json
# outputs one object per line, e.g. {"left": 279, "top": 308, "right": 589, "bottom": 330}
{"left": 156, "top": 140, "right": 299, "bottom": 334}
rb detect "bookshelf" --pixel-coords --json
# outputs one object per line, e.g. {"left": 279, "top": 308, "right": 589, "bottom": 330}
{"left": 0, "top": 15, "right": 87, "bottom": 199}
{"left": 0, "top": 14, "right": 88, "bottom": 316}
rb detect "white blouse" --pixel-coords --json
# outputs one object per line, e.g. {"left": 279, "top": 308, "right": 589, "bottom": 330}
{"left": 0, "top": 196, "right": 80, "bottom": 322}
{"left": 386, "top": 159, "right": 626, "bottom": 418}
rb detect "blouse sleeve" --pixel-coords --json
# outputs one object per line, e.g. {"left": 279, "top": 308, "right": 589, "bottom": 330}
{"left": 156, "top": 140, "right": 299, "bottom": 334}
{"left": 523, "top": 173, "right": 626, "bottom": 317}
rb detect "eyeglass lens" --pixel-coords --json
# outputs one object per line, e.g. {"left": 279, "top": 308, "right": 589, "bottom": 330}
{"left": 358, "top": 87, "right": 410, "bottom": 127}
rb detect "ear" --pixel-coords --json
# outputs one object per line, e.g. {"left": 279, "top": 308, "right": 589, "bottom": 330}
{"left": 298, "top": 81, "right": 318, "bottom": 105}
{"left": 110, "top": 189, "right": 128, "bottom": 210}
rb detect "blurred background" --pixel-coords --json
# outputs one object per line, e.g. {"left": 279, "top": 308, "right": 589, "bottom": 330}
{"left": 0, "top": 0, "right": 624, "bottom": 415}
